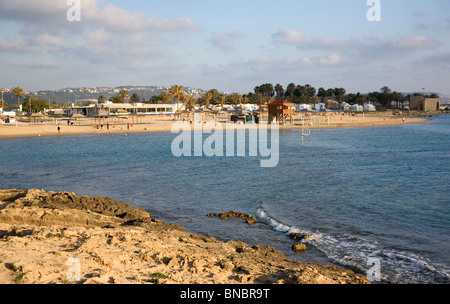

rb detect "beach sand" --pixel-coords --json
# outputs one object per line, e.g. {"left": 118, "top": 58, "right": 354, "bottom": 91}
{"left": 0, "top": 114, "right": 432, "bottom": 140}
{"left": 0, "top": 189, "right": 370, "bottom": 284}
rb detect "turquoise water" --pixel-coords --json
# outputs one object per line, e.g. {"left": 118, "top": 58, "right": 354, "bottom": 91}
{"left": 0, "top": 116, "right": 449, "bottom": 283}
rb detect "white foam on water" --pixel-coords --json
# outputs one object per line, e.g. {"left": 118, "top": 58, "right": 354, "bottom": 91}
{"left": 256, "top": 203, "right": 450, "bottom": 284}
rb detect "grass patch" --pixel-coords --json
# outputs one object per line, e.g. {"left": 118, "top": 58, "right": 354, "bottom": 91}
{"left": 145, "top": 272, "right": 168, "bottom": 284}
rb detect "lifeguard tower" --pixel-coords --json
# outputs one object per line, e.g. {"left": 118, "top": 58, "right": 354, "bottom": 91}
{"left": 268, "top": 101, "right": 295, "bottom": 125}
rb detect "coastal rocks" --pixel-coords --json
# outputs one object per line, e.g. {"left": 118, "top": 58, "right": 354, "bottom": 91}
{"left": 0, "top": 189, "right": 371, "bottom": 284}
{"left": 0, "top": 189, "right": 150, "bottom": 228}
{"left": 289, "top": 232, "right": 317, "bottom": 241}
{"left": 289, "top": 233, "right": 317, "bottom": 252}
{"left": 292, "top": 243, "right": 307, "bottom": 252}
{"left": 207, "top": 211, "right": 256, "bottom": 224}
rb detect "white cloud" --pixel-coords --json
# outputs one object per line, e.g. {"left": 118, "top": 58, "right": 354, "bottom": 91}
{"left": 207, "top": 31, "right": 246, "bottom": 51}
{"left": 33, "top": 33, "right": 65, "bottom": 47}
{"left": 0, "top": 0, "right": 201, "bottom": 34}
{"left": 272, "top": 28, "right": 311, "bottom": 44}
{"left": 9, "top": 59, "right": 62, "bottom": 69}
{"left": 0, "top": 37, "right": 39, "bottom": 53}
{"left": 87, "top": 2, "right": 200, "bottom": 33}
{"left": 273, "top": 28, "right": 441, "bottom": 58}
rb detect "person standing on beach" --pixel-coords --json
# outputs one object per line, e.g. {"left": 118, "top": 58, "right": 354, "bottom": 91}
{"left": 403, "top": 115, "right": 405, "bottom": 123}
{"left": 57, "top": 125, "right": 61, "bottom": 135}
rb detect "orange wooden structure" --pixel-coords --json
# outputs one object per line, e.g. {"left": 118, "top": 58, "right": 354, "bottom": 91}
{"left": 268, "top": 101, "right": 295, "bottom": 125}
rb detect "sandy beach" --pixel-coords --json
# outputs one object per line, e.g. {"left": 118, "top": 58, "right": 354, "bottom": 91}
{"left": 0, "top": 113, "right": 432, "bottom": 140}
{"left": 0, "top": 189, "right": 370, "bottom": 284}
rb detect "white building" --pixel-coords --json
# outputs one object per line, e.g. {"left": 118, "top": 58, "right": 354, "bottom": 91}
{"left": 313, "top": 103, "right": 327, "bottom": 111}
{"left": 0, "top": 110, "right": 16, "bottom": 124}
{"left": 350, "top": 104, "right": 364, "bottom": 112}
{"left": 65, "top": 103, "right": 184, "bottom": 117}
{"left": 364, "top": 103, "right": 376, "bottom": 112}
{"left": 297, "top": 104, "right": 313, "bottom": 111}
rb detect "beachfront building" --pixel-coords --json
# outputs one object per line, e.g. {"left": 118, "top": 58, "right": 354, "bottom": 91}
{"left": 64, "top": 102, "right": 184, "bottom": 117}
{"left": 268, "top": 101, "right": 295, "bottom": 125}
{"left": 409, "top": 96, "right": 440, "bottom": 112}
{"left": 0, "top": 111, "right": 16, "bottom": 124}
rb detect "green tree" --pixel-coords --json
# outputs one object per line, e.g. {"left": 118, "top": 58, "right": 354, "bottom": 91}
{"left": 98, "top": 95, "right": 106, "bottom": 103}
{"left": 201, "top": 91, "right": 213, "bottom": 109}
{"left": 22, "top": 96, "right": 48, "bottom": 113}
{"left": 118, "top": 89, "right": 130, "bottom": 103}
{"left": 130, "top": 93, "right": 141, "bottom": 104}
{"left": 0, "top": 88, "right": 6, "bottom": 111}
{"left": 379, "top": 86, "right": 392, "bottom": 108}
{"left": 183, "top": 95, "right": 197, "bottom": 111}
{"left": 317, "top": 87, "right": 327, "bottom": 99}
{"left": 391, "top": 91, "right": 404, "bottom": 109}
{"left": 254, "top": 83, "right": 274, "bottom": 97}
{"left": 217, "top": 95, "right": 227, "bottom": 107}
{"left": 170, "top": 85, "right": 185, "bottom": 111}
{"left": 334, "top": 88, "right": 346, "bottom": 104}
{"left": 227, "top": 93, "right": 243, "bottom": 105}
{"left": 285, "top": 83, "right": 296, "bottom": 100}
{"left": 151, "top": 91, "right": 172, "bottom": 104}
{"left": 11, "top": 86, "right": 25, "bottom": 108}
{"left": 109, "top": 96, "right": 123, "bottom": 103}
{"left": 275, "top": 84, "right": 284, "bottom": 99}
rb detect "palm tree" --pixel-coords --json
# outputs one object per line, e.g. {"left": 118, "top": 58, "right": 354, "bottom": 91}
{"left": 286, "top": 83, "right": 296, "bottom": 100}
{"left": 118, "top": 89, "right": 130, "bottom": 103}
{"left": 217, "top": 95, "right": 227, "bottom": 108}
{"left": 130, "top": 93, "right": 140, "bottom": 104}
{"left": 170, "top": 85, "right": 185, "bottom": 112}
{"left": 202, "top": 91, "right": 213, "bottom": 109}
{"left": 0, "top": 88, "right": 6, "bottom": 112}
{"left": 275, "top": 84, "right": 284, "bottom": 99}
{"left": 184, "top": 95, "right": 197, "bottom": 111}
{"left": 98, "top": 95, "right": 106, "bottom": 103}
{"left": 11, "top": 86, "right": 25, "bottom": 109}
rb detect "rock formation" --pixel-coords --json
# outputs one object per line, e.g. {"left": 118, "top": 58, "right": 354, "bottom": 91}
{"left": 0, "top": 189, "right": 370, "bottom": 284}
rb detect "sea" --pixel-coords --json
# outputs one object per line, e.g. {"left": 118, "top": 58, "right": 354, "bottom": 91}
{"left": 0, "top": 115, "right": 449, "bottom": 284}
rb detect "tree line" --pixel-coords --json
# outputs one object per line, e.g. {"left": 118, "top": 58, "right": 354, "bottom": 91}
{"left": 1, "top": 84, "right": 439, "bottom": 113}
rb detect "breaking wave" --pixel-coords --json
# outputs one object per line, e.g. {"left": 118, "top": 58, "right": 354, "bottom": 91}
{"left": 256, "top": 202, "right": 450, "bottom": 284}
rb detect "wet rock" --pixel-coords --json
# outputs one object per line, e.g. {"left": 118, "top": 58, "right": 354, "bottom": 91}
{"left": 207, "top": 211, "right": 256, "bottom": 224}
{"left": 292, "top": 243, "right": 307, "bottom": 252}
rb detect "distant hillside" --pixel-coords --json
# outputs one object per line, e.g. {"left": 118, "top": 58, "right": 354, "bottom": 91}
{"left": 439, "top": 94, "right": 450, "bottom": 104}
{"left": 1, "top": 86, "right": 209, "bottom": 105}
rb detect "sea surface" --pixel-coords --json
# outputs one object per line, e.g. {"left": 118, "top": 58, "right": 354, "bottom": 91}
{"left": 0, "top": 115, "right": 449, "bottom": 284}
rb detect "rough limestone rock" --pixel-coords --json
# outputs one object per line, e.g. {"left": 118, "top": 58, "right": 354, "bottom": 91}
{"left": 0, "top": 189, "right": 150, "bottom": 228}
{"left": 0, "top": 189, "right": 371, "bottom": 285}
{"left": 292, "top": 243, "right": 307, "bottom": 252}
{"left": 207, "top": 211, "right": 257, "bottom": 224}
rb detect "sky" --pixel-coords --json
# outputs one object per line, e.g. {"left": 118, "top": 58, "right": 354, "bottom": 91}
{"left": 0, "top": 0, "right": 449, "bottom": 95}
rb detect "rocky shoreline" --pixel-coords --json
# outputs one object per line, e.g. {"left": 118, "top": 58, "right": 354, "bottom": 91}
{"left": 0, "top": 189, "right": 370, "bottom": 284}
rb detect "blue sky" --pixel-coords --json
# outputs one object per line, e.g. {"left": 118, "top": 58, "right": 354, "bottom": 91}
{"left": 0, "top": 0, "right": 449, "bottom": 94}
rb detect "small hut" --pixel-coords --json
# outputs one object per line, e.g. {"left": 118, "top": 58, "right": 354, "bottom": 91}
{"left": 26, "top": 113, "right": 46, "bottom": 126}
{"left": 67, "top": 113, "right": 85, "bottom": 126}
{"left": 94, "top": 110, "right": 109, "bottom": 126}
{"left": 268, "top": 101, "right": 295, "bottom": 125}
